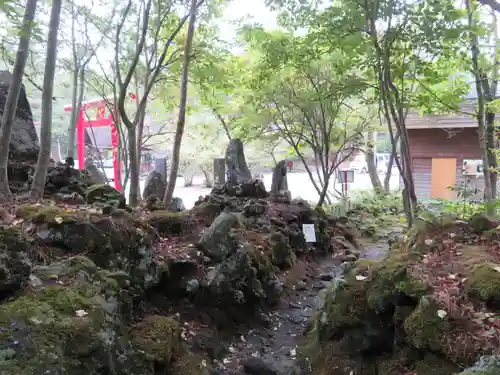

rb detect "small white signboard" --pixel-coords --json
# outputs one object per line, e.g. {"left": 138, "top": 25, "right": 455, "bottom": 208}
{"left": 302, "top": 224, "right": 317, "bottom": 243}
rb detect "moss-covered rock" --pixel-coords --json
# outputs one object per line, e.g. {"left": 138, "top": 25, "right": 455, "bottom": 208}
{"left": 365, "top": 252, "right": 427, "bottom": 312}
{"left": 0, "top": 256, "right": 134, "bottom": 374}
{"left": 16, "top": 205, "right": 158, "bottom": 290}
{"left": 403, "top": 296, "right": 450, "bottom": 353}
{"left": 198, "top": 211, "right": 240, "bottom": 261}
{"left": 130, "top": 315, "right": 181, "bottom": 363}
{"left": 0, "top": 226, "right": 31, "bottom": 295}
{"left": 466, "top": 263, "right": 500, "bottom": 308}
{"left": 206, "top": 244, "right": 281, "bottom": 307}
{"left": 85, "top": 183, "right": 126, "bottom": 210}
{"left": 269, "top": 231, "right": 296, "bottom": 269}
{"left": 146, "top": 210, "right": 188, "bottom": 235}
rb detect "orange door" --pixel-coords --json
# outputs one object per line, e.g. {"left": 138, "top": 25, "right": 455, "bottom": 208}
{"left": 431, "top": 158, "right": 457, "bottom": 199}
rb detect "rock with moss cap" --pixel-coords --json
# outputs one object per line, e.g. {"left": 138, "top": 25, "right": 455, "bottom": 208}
{"left": 130, "top": 315, "right": 181, "bottom": 363}
{"left": 198, "top": 210, "right": 240, "bottom": 262}
{"left": 85, "top": 183, "right": 127, "bottom": 211}
{"left": 0, "top": 255, "right": 137, "bottom": 374}
{"left": 15, "top": 204, "right": 158, "bottom": 290}
{"left": 0, "top": 226, "right": 31, "bottom": 296}
{"left": 205, "top": 244, "right": 281, "bottom": 307}
{"left": 466, "top": 263, "right": 500, "bottom": 309}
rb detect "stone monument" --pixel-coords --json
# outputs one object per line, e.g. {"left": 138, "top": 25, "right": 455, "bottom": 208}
{"left": 0, "top": 71, "right": 40, "bottom": 162}
{"left": 225, "top": 139, "right": 252, "bottom": 185}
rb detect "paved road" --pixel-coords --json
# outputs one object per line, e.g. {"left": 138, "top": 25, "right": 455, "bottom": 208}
{"left": 121, "top": 171, "right": 400, "bottom": 208}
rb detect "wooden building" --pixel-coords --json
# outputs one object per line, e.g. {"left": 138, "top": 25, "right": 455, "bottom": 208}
{"left": 404, "top": 99, "right": 484, "bottom": 200}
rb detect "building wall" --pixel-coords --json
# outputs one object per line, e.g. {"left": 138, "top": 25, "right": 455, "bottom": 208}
{"left": 402, "top": 128, "right": 483, "bottom": 200}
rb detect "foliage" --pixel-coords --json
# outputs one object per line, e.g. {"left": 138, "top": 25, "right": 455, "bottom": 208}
{"left": 326, "top": 191, "right": 404, "bottom": 237}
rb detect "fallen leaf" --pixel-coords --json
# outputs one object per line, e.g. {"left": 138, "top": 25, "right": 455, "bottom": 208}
{"left": 437, "top": 310, "right": 447, "bottom": 319}
{"left": 75, "top": 309, "right": 88, "bottom": 317}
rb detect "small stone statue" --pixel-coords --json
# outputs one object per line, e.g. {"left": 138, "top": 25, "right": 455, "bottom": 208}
{"left": 271, "top": 160, "right": 288, "bottom": 195}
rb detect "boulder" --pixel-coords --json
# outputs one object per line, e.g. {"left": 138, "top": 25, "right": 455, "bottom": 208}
{"left": 211, "top": 180, "right": 268, "bottom": 199}
{"left": 130, "top": 315, "right": 181, "bottom": 363}
{"left": 15, "top": 204, "right": 158, "bottom": 290}
{"left": 0, "top": 256, "right": 135, "bottom": 374}
{"left": 147, "top": 210, "right": 190, "bottom": 235}
{"left": 168, "top": 197, "right": 186, "bottom": 212}
{"left": 198, "top": 211, "right": 240, "bottom": 261}
{"left": 459, "top": 356, "right": 500, "bottom": 374}
{"left": 206, "top": 244, "right": 281, "bottom": 306}
{"left": 84, "top": 161, "right": 107, "bottom": 185}
{"left": 143, "top": 171, "right": 166, "bottom": 200}
{"left": 85, "top": 183, "right": 126, "bottom": 210}
{"left": 225, "top": 139, "right": 252, "bottom": 185}
{"left": 0, "top": 71, "right": 39, "bottom": 162}
{"left": 0, "top": 226, "right": 32, "bottom": 296}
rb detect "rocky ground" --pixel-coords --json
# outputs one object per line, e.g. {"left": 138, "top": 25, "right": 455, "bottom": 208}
{"left": 306, "top": 213, "right": 500, "bottom": 375}
{"left": 1, "top": 161, "right": 498, "bottom": 375}
{"left": 0, "top": 162, "right": 389, "bottom": 375}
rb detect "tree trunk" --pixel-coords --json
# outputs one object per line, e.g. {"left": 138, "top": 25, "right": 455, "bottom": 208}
{"left": 163, "top": 0, "right": 198, "bottom": 205}
{"left": 365, "top": 133, "right": 383, "bottom": 193}
{"left": 0, "top": 0, "right": 38, "bottom": 199}
{"left": 128, "top": 126, "right": 140, "bottom": 206}
{"left": 67, "top": 1, "right": 79, "bottom": 160}
{"left": 467, "top": 0, "right": 496, "bottom": 215}
{"left": 202, "top": 167, "right": 213, "bottom": 188}
{"left": 31, "top": 0, "right": 62, "bottom": 199}
{"left": 384, "top": 131, "right": 399, "bottom": 192}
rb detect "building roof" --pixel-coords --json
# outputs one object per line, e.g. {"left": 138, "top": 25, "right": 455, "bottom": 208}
{"left": 406, "top": 99, "right": 479, "bottom": 129}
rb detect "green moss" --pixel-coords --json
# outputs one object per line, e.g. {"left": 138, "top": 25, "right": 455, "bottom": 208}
{"left": 315, "top": 277, "right": 371, "bottom": 343}
{"left": 404, "top": 296, "right": 449, "bottom": 353}
{"left": 146, "top": 210, "right": 187, "bottom": 235}
{"left": 366, "top": 251, "right": 427, "bottom": 312}
{"left": 15, "top": 204, "right": 78, "bottom": 224}
{"left": 269, "top": 232, "right": 296, "bottom": 269}
{"left": 466, "top": 263, "right": 500, "bottom": 303}
{"left": 377, "top": 358, "right": 405, "bottom": 374}
{"left": 171, "top": 348, "right": 210, "bottom": 375}
{"left": 130, "top": 315, "right": 181, "bottom": 363}
{"left": 85, "top": 184, "right": 126, "bottom": 209}
{"left": 414, "top": 354, "right": 459, "bottom": 375}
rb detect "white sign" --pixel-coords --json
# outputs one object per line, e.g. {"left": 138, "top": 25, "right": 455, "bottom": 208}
{"left": 302, "top": 224, "right": 317, "bottom": 243}
{"left": 463, "top": 159, "right": 483, "bottom": 176}
{"left": 337, "top": 169, "right": 355, "bottom": 183}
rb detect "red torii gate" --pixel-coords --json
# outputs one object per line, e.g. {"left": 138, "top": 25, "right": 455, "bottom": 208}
{"left": 64, "top": 93, "right": 136, "bottom": 192}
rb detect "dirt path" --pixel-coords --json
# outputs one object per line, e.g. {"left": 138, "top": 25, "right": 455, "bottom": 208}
{"left": 213, "top": 238, "right": 394, "bottom": 375}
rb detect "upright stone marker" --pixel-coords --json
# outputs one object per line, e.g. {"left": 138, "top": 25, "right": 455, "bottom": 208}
{"left": 0, "top": 71, "right": 40, "bottom": 162}
{"left": 270, "top": 159, "right": 288, "bottom": 195}
{"left": 154, "top": 157, "right": 168, "bottom": 180}
{"left": 213, "top": 158, "right": 225, "bottom": 186}
{"left": 225, "top": 139, "right": 252, "bottom": 185}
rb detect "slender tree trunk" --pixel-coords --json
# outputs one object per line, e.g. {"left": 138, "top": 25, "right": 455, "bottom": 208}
{"left": 128, "top": 126, "right": 140, "bottom": 205}
{"left": 467, "top": 0, "right": 495, "bottom": 215}
{"left": 366, "top": 133, "right": 383, "bottom": 193}
{"left": 163, "top": 0, "right": 198, "bottom": 204}
{"left": 31, "top": 0, "right": 63, "bottom": 199}
{"left": 384, "top": 131, "right": 399, "bottom": 191}
{"left": 0, "top": 0, "right": 38, "bottom": 199}
{"left": 67, "top": 2, "right": 79, "bottom": 160}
